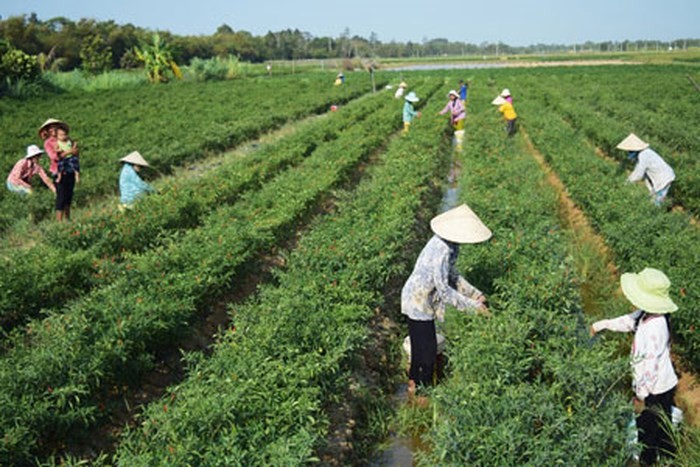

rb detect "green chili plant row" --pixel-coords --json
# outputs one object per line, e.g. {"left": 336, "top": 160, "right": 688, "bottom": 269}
{"left": 519, "top": 91, "right": 700, "bottom": 376}
{"left": 422, "top": 87, "right": 631, "bottom": 465}
{"left": 0, "top": 89, "right": 398, "bottom": 331}
{"left": 521, "top": 67, "right": 700, "bottom": 214}
{"left": 0, "top": 82, "right": 414, "bottom": 464}
{"left": 112, "top": 85, "right": 449, "bottom": 466}
{"left": 0, "top": 72, "right": 380, "bottom": 230}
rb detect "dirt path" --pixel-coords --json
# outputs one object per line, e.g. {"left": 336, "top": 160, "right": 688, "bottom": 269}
{"left": 521, "top": 129, "right": 700, "bottom": 428}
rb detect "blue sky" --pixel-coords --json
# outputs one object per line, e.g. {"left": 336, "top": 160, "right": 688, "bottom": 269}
{"left": 3, "top": 0, "right": 698, "bottom": 46}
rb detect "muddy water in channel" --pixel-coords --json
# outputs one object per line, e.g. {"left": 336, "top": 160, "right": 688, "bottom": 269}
{"left": 372, "top": 154, "right": 462, "bottom": 466}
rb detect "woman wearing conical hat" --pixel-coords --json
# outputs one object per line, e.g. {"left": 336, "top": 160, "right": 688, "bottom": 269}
{"left": 401, "top": 204, "right": 492, "bottom": 397}
{"left": 119, "top": 151, "right": 155, "bottom": 209}
{"left": 590, "top": 268, "right": 679, "bottom": 465}
{"left": 618, "top": 133, "right": 675, "bottom": 206}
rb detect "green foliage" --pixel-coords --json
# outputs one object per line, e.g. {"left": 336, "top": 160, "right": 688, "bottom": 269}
{"left": 0, "top": 47, "right": 39, "bottom": 82}
{"left": 134, "top": 33, "right": 181, "bottom": 83}
{"left": 187, "top": 55, "right": 242, "bottom": 81}
{"left": 79, "top": 34, "right": 113, "bottom": 75}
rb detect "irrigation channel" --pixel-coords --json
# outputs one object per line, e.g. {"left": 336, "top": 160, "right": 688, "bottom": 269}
{"left": 372, "top": 143, "right": 462, "bottom": 466}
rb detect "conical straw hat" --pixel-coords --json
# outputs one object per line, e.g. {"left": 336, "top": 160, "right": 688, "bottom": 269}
{"left": 119, "top": 151, "right": 150, "bottom": 167}
{"left": 491, "top": 96, "right": 507, "bottom": 106}
{"left": 38, "top": 118, "right": 69, "bottom": 137}
{"left": 616, "top": 133, "right": 649, "bottom": 151}
{"left": 621, "top": 268, "right": 677, "bottom": 314}
{"left": 430, "top": 204, "right": 492, "bottom": 244}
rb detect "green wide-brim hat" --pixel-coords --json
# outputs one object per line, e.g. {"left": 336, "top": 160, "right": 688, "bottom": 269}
{"left": 430, "top": 203, "right": 492, "bottom": 244}
{"left": 621, "top": 268, "right": 678, "bottom": 314}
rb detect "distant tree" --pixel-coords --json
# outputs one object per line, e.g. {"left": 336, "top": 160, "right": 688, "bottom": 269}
{"left": 80, "top": 34, "right": 113, "bottom": 74}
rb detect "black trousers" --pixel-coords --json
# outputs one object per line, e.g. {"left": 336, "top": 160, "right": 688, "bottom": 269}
{"left": 638, "top": 387, "right": 676, "bottom": 465}
{"left": 408, "top": 318, "right": 437, "bottom": 387}
{"left": 506, "top": 118, "right": 517, "bottom": 137}
{"left": 55, "top": 172, "right": 75, "bottom": 211}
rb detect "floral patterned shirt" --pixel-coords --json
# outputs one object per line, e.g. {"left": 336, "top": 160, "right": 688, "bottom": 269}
{"left": 401, "top": 235, "right": 483, "bottom": 321}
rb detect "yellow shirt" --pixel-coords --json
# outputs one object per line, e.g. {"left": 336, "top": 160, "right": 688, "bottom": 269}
{"left": 499, "top": 102, "right": 517, "bottom": 120}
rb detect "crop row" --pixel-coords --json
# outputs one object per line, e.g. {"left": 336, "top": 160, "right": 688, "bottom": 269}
{"left": 0, "top": 81, "right": 417, "bottom": 463}
{"left": 0, "top": 72, "right": 380, "bottom": 230}
{"left": 423, "top": 85, "right": 631, "bottom": 465}
{"left": 110, "top": 84, "right": 449, "bottom": 465}
{"left": 520, "top": 66, "right": 700, "bottom": 214}
{"left": 0, "top": 89, "right": 398, "bottom": 331}
{"left": 518, "top": 86, "right": 700, "bottom": 375}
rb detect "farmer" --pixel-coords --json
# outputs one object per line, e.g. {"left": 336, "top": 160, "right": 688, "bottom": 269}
{"left": 334, "top": 72, "right": 345, "bottom": 86}
{"left": 394, "top": 81, "right": 407, "bottom": 99}
{"left": 119, "top": 151, "right": 155, "bottom": 209}
{"left": 401, "top": 204, "right": 492, "bottom": 397}
{"left": 492, "top": 89, "right": 517, "bottom": 137}
{"left": 590, "top": 267, "right": 678, "bottom": 466}
{"left": 402, "top": 91, "right": 421, "bottom": 134}
{"left": 6, "top": 144, "right": 56, "bottom": 195}
{"left": 458, "top": 79, "right": 469, "bottom": 104}
{"left": 38, "top": 118, "right": 69, "bottom": 179}
{"left": 438, "top": 90, "right": 467, "bottom": 150}
{"left": 617, "top": 133, "right": 675, "bottom": 206}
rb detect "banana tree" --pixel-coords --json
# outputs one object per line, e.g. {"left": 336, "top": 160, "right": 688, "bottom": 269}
{"left": 134, "top": 33, "right": 182, "bottom": 83}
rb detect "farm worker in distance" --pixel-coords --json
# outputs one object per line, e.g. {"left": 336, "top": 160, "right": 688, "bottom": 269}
{"left": 54, "top": 125, "right": 80, "bottom": 222}
{"left": 334, "top": 72, "right": 345, "bottom": 86}
{"left": 492, "top": 89, "right": 517, "bottom": 137}
{"left": 438, "top": 90, "right": 467, "bottom": 150}
{"left": 458, "top": 79, "right": 469, "bottom": 104}
{"left": 401, "top": 204, "right": 492, "bottom": 398}
{"left": 119, "top": 151, "right": 155, "bottom": 209}
{"left": 394, "top": 81, "right": 407, "bottom": 99}
{"left": 590, "top": 267, "right": 679, "bottom": 466}
{"left": 6, "top": 144, "right": 56, "bottom": 195}
{"left": 617, "top": 133, "right": 675, "bottom": 206}
{"left": 38, "top": 118, "right": 68, "bottom": 180}
{"left": 402, "top": 91, "right": 421, "bottom": 134}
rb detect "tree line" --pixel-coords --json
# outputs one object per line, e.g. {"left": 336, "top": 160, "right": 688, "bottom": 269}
{"left": 1, "top": 12, "right": 699, "bottom": 74}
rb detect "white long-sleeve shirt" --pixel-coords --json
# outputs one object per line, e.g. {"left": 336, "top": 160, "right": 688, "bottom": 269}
{"left": 628, "top": 148, "right": 675, "bottom": 193}
{"left": 592, "top": 310, "right": 678, "bottom": 400}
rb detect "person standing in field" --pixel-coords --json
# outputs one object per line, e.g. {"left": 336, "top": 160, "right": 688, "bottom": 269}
{"left": 401, "top": 204, "right": 492, "bottom": 398}
{"left": 6, "top": 145, "right": 56, "bottom": 196}
{"left": 492, "top": 89, "right": 517, "bottom": 137}
{"left": 458, "top": 79, "right": 469, "bottom": 104}
{"left": 590, "top": 267, "right": 679, "bottom": 466}
{"left": 38, "top": 118, "right": 68, "bottom": 180}
{"left": 54, "top": 125, "right": 80, "bottom": 222}
{"left": 119, "top": 151, "right": 155, "bottom": 209}
{"left": 395, "top": 81, "right": 407, "bottom": 99}
{"left": 402, "top": 91, "right": 421, "bottom": 134}
{"left": 617, "top": 133, "right": 675, "bottom": 206}
{"left": 438, "top": 90, "right": 467, "bottom": 150}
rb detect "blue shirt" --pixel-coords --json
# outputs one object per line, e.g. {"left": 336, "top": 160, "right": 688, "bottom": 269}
{"left": 403, "top": 101, "right": 418, "bottom": 123}
{"left": 459, "top": 84, "right": 468, "bottom": 100}
{"left": 119, "top": 163, "right": 154, "bottom": 205}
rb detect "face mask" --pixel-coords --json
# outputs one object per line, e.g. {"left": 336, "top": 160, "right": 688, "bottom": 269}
{"left": 627, "top": 151, "right": 639, "bottom": 160}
